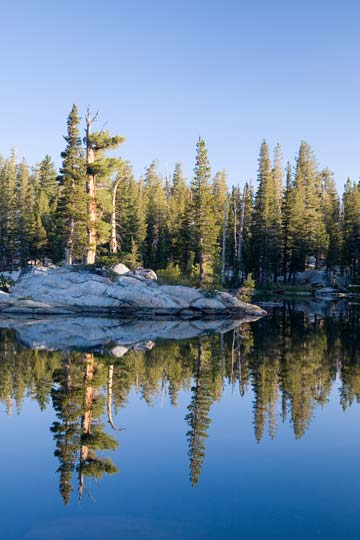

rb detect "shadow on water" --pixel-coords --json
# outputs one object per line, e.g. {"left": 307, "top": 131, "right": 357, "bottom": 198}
{"left": 1, "top": 299, "right": 360, "bottom": 505}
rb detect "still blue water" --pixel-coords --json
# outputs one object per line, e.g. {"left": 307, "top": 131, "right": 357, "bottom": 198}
{"left": 1, "top": 303, "right": 360, "bottom": 539}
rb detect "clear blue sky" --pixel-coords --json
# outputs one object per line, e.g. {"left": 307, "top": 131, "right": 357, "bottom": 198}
{"left": 1, "top": 0, "right": 359, "bottom": 189}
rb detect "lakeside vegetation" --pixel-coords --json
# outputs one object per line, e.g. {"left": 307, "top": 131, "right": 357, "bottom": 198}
{"left": 0, "top": 105, "right": 359, "bottom": 288}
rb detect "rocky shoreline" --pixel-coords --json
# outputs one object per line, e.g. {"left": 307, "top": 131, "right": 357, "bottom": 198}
{"left": 0, "top": 266, "right": 267, "bottom": 319}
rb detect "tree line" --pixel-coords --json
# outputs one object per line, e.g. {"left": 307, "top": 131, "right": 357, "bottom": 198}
{"left": 0, "top": 104, "right": 359, "bottom": 285}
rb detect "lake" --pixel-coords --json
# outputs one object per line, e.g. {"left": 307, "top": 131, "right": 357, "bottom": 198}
{"left": 1, "top": 300, "right": 360, "bottom": 539}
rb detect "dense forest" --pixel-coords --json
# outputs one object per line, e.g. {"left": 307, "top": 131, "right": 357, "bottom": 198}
{"left": 0, "top": 104, "right": 359, "bottom": 286}
{"left": 0, "top": 304, "right": 360, "bottom": 500}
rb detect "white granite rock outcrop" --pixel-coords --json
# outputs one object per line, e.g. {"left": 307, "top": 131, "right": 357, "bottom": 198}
{"left": 0, "top": 266, "right": 266, "bottom": 318}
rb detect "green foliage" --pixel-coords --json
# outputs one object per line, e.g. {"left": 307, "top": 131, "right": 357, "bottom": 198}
{"left": 114, "top": 162, "right": 146, "bottom": 256}
{"left": 0, "top": 274, "right": 14, "bottom": 292}
{"left": 121, "top": 239, "right": 142, "bottom": 269}
{"left": 157, "top": 262, "right": 196, "bottom": 286}
{"left": 251, "top": 140, "right": 282, "bottom": 284}
{"left": 55, "top": 104, "right": 88, "bottom": 263}
{"left": 243, "top": 273, "right": 255, "bottom": 289}
{"left": 95, "top": 254, "right": 121, "bottom": 266}
{"left": 342, "top": 178, "right": 360, "bottom": 279}
{"left": 143, "top": 161, "right": 170, "bottom": 269}
{"left": 191, "top": 138, "right": 219, "bottom": 284}
{"left": 0, "top": 106, "right": 353, "bottom": 285}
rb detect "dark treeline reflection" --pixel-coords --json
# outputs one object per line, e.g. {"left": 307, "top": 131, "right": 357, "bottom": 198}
{"left": 0, "top": 303, "right": 360, "bottom": 500}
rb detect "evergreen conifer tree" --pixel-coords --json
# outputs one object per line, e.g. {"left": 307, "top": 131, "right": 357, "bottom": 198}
{"left": 168, "top": 162, "right": 191, "bottom": 268}
{"left": 0, "top": 151, "right": 17, "bottom": 270}
{"left": 56, "top": 104, "right": 88, "bottom": 264}
{"left": 143, "top": 161, "right": 169, "bottom": 269}
{"left": 84, "top": 109, "right": 124, "bottom": 263}
{"left": 191, "top": 138, "right": 218, "bottom": 284}
{"left": 252, "top": 140, "right": 277, "bottom": 283}
{"left": 320, "top": 168, "right": 341, "bottom": 269}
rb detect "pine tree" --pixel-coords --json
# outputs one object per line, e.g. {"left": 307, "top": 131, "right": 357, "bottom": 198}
{"left": 270, "top": 144, "right": 283, "bottom": 281}
{"left": 320, "top": 168, "right": 341, "bottom": 269}
{"left": 224, "top": 185, "right": 240, "bottom": 280}
{"left": 32, "top": 155, "right": 58, "bottom": 261}
{"left": 56, "top": 104, "right": 88, "bottom": 264}
{"left": 294, "top": 141, "right": 328, "bottom": 269}
{"left": 212, "top": 170, "right": 228, "bottom": 282}
{"left": 252, "top": 140, "right": 278, "bottom": 283}
{"left": 177, "top": 192, "right": 195, "bottom": 273}
{"left": 113, "top": 162, "right": 146, "bottom": 257}
{"left": 191, "top": 138, "right": 218, "bottom": 284}
{"left": 16, "top": 158, "right": 36, "bottom": 266}
{"left": 84, "top": 109, "right": 124, "bottom": 263}
{"left": 37, "top": 154, "right": 58, "bottom": 205}
{"left": 143, "top": 161, "right": 169, "bottom": 269}
{"left": 242, "top": 181, "right": 254, "bottom": 278}
{"left": 212, "top": 170, "right": 227, "bottom": 224}
{"left": 0, "top": 150, "right": 17, "bottom": 270}
{"left": 342, "top": 179, "right": 360, "bottom": 279}
{"left": 168, "top": 162, "right": 191, "bottom": 268}
{"left": 281, "top": 162, "right": 293, "bottom": 282}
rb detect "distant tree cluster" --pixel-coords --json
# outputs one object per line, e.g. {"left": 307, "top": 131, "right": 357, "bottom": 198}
{"left": 0, "top": 105, "right": 359, "bottom": 285}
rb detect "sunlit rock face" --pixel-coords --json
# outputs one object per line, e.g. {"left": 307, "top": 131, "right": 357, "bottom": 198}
{"left": 0, "top": 267, "right": 267, "bottom": 318}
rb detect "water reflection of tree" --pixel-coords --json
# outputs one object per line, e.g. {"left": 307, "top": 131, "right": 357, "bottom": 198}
{"left": 1, "top": 305, "right": 360, "bottom": 492}
{"left": 250, "top": 307, "right": 335, "bottom": 440}
{"left": 185, "top": 339, "right": 215, "bottom": 486}
{"left": 51, "top": 353, "right": 118, "bottom": 504}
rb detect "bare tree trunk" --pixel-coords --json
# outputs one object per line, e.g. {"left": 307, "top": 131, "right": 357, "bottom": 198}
{"left": 65, "top": 217, "right": 74, "bottom": 265}
{"left": 233, "top": 197, "right": 237, "bottom": 265}
{"left": 110, "top": 177, "right": 121, "bottom": 254}
{"left": 79, "top": 353, "right": 95, "bottom": 500}
{"left": 237, "top": 189, "right": 245, "bottom": 284}
{"left": 283, "top": 231, "right": 288, "bottom": 284}
{"left": 199, "top": 236, "right": 205, "bottom": 285}
{"left": 107, "top": 364, "right": 123, "bottom": 431}
{"left": 221, "top": 198, "right": 227, "bottom": 284}
{"left": 85, "top": 109, "right": 98, "bottom": 264}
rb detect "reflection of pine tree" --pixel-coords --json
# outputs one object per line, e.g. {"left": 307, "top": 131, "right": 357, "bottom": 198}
{"left": 0, "top": 329, "right": 60, "bottom": 414}
{"left": 51, "top": 353, "right": 84, "bottom": 504}
{"left": 51, "top": 353, "right": 118, "bottom": 504}
{"left": 250, "top": 309, "right": 280, "bottom": 440}
{"left": 252, "top": 361, "right": 279, "bottom": 442}
{"left": 78, "top": 354, "right": 118, "bottom": 501}
{"left": 185, "top": 339, "right": 214, "bottom": 487}
{"left": 2, "top": 309, "right": 360, "bottom": 490}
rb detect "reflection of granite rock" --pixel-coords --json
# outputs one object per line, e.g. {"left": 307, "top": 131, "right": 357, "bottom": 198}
{"left": 0, "top": 267, "right": 266, "bottom": 318}
{"left": 0, "top": 316, "right": 259, "bottom": 354}
{"left": 314, "top": 287, "right": 348, "bottom": 298}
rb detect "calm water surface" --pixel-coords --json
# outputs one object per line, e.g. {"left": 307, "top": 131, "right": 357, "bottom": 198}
{"left": 1, "top": 302, "right": 360, "bottom": 540}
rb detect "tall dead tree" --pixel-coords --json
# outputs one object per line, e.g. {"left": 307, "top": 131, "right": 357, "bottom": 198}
{"left": 84, "top": 109, "right": 124, "bottom": 263}
{"left": 110, "top": 176, "right": 122, "bottom": 254}
{"left": 85, "top": 109, "right": 98, "bottom": 264}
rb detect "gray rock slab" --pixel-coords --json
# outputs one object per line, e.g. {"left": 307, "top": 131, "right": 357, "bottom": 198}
{"left": 3, "top": 266, "right": 266, "bottom": 318}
